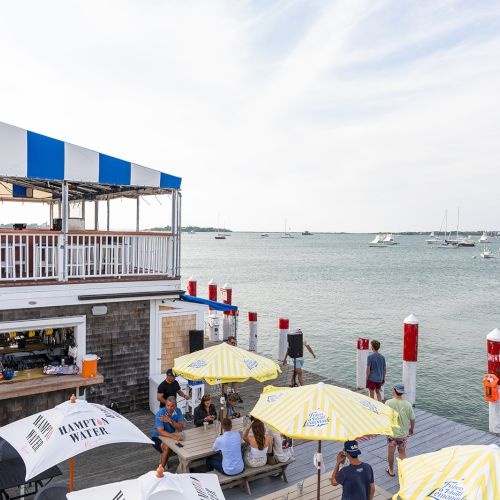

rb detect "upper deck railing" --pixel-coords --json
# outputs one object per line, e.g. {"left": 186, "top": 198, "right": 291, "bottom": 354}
{"left": 0, "top": 229, "right": 178, "bottom": 283}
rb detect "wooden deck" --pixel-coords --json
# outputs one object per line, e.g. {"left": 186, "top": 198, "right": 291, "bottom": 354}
{"left": 5, "top": 366, "right": 500, "bottom": 498}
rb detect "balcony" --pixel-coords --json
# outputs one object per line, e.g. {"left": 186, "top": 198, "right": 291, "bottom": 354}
{"left": 0, "top": 229, "right": 177, "bottom": 284}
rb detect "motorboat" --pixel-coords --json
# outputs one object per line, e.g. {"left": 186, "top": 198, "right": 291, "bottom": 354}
{"left": 458, "top": 236, "right": 475, "bottom": 247}
{"left": 425, "top": 232, "right": 443, "bottom": 245}
{"left": 369, "top": 235, "right": 387, "bottom": 247}
{"left": 479, "top": 232, "right": 490, "bottom": 244}
{"left": 481, "top": 248, "right": 493, "bottom": 258}
{"left": 260, "top": 233, "right": 269, "bottom": 238}
{"left": 302, "top": 230, "right": 313, "bottom": 236}
{"left": 382, "top": 233, "right": 399, "bottom": 245}
{"left": 214, "top": 233, "right": 226, "bottom": 240}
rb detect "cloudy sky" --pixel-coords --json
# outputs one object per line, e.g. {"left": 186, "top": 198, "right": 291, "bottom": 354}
{"left": 0, "top": 0, "right": 499, "bottom": 232}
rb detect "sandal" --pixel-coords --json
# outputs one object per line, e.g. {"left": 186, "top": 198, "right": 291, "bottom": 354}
{"left": 386, "top": 467, "right": 395, "bottom": 477}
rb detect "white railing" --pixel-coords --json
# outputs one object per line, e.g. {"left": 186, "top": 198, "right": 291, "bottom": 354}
{"left": 0, "top": 231, "right": 176, "bottom": 282}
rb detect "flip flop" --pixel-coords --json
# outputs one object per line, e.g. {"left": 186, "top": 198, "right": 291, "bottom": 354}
{"left": 386, "top": 467, "right": 395, "bottom": 477}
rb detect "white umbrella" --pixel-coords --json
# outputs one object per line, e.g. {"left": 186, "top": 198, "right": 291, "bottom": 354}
{"left": 0, "top": 395, "right": 152, "bottom": 489}
{"left": 66, "top": 466, "right": 226, "bottom": 500}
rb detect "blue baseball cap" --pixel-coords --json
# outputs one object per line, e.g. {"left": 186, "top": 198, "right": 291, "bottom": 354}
{"left": 166, "top": 369, "right": 175, "bottom": 377}
{"left": 344, "top": 440, "right": 361, "bottom": 457}
{"left": 393, "top": 383, "right": 406, "bottom": 394}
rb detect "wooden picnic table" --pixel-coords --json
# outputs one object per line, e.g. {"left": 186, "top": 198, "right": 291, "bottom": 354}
{"left": 160, "top": 417, "right": 244, "bottom": 473}
{"left": 255, "top": 472, "right": 392, "bottom": 499}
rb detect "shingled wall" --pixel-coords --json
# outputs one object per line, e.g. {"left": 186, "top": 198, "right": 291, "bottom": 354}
{"left": 0, "top": 300, "right": 151, "bottom": 423}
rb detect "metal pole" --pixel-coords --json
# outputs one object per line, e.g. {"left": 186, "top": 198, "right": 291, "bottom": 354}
{"left": 316, "top": 441, "right": 322, "bottom": 500}
{"left": 94, "top": 200, "right": 99, "bottom": 230}
{"left": 61, "top": 181, "right": 69, "bottom": 281}
{"left": 136, "top": 196, "right": 140, "bottom": 232}
{"left": 106, "top": 198, "right": 110, "bottom": 231}
{"left": 49, "top": 203, "right": 54, "bottom": 229}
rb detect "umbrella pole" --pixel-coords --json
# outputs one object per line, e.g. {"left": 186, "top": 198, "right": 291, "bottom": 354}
{"left": 316, "top": 440, "right": 321, "bottom": 500}
{"left": 69, "top": 456, "right": 74, "bottom": 491}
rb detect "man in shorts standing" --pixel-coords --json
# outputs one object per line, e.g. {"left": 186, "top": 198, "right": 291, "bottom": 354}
{"left": 282, "top": 330, "right": 316, "bottom": 387}
{"left": 385, "top": 383, "right": 415, "bottom": 477}
{"left": 366, "top": 340, "right": 386, "bottom": 401}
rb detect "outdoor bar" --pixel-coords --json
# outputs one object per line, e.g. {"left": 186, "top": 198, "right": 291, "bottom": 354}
{"left": 0, "top": 122, "right": 202, "bottom": 425}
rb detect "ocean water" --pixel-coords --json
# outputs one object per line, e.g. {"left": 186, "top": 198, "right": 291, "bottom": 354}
{"left": 182, "top": 232, "right": 500, "bottom": 431}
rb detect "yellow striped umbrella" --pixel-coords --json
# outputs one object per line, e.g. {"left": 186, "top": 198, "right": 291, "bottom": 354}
{"left": 250, "top": 383, "right": 399, "bottom": 500}
{"left": 250, "top": 382, "right": 399, "bottom": 440}
{"left": 394, "top": 444, "right": 500, "bottom": 500}
{"left": 173, "top": 342, "right": 281, "bottom": 385}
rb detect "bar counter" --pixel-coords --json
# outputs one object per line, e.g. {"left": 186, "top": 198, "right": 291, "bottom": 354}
{"left": 0, "top": 368, "right": 103, "bottom": 400}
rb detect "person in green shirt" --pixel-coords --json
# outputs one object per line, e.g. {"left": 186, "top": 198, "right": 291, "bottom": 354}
{"left": 385, "top": 383, "right": 415, "bottom": 477}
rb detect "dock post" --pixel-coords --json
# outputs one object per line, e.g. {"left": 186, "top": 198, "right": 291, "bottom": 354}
{"left": 208, "top": 279, "right": 217, "bottom": 309}
{"left": 249, "top": 312, "right": 258, "bottom": 352}
{"left": 186, "top": 276, "right": 197, "bottom": 296}
{"left": 278, "top": 318, "right": 289, "bottom": 362}
{"left": 403, "top": 314, "right": 419, "bottom": 405}
{"left": 486, "top": 328, "right": 500, "bottom": 434}
{"left": 221, "top": 283, "right": 233, "bottom": 340}
{"left": 356, "top": 338, "right": 369, "bottom": 390}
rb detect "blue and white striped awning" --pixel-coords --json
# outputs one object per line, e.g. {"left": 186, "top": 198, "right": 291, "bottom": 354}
{"left": 0, "top": 122, "right": 181, "bottom": 193}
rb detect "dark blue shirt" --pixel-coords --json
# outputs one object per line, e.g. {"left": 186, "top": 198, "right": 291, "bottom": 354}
{"left": 337, "top": 462, "right": 374, "bottom": 500}
{"left": 367, "top": 353, "right": 386, "bottom": 383}
{"left": 152, "top": 407, "right": 183, "bottom": 437}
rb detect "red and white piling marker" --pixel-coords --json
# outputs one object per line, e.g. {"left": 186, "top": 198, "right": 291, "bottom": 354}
{"left": 208, "top": 279, "right": 217, "bottom": 309}
{"left": 221, "top": 283, "right": 233, "bottom": 340}
{"left": 278, "top": 318, "right": 289, "bottom": 362}
{"left": 486, "top": 328, "right": 500, "bottom": 433}
{"left": 186, "top": 276, "right": 197, "bottom": 296}
{"left": 249, "top": 312, "right": 258, "bottom": 352}
{"left": 356, "top": 338, "right": 369, "bottom": 390}
{"left": 402, "top": 314, "right": 419, "bottom": 405}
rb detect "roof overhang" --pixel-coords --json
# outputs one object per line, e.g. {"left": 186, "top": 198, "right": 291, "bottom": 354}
{"left": 0, "top": 122, "right": 181, "bottom": 202}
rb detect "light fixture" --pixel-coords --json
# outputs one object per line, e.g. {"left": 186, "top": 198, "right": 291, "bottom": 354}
{"left": 91, "top": 305, "right": 108, "bottom": 316}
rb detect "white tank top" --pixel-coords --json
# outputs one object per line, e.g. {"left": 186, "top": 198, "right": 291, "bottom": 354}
{"left": 249, "top": 445, "right": 268, "bottom": 459}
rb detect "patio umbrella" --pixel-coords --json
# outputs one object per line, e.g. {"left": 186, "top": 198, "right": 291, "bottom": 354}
{"left": 173, "top": 341, "right": 281, "bottom": 384}
{"left": 250, "top": 382, "right": 399, "bottom": 500}
{"left": 394, "top": 444, "right": 500, "bottom": 499}
{"left": 67, "top": 465, "right": 226, "bottom": 499}
{"left": 0, "top": 395, "right": 152, "bottom": 490}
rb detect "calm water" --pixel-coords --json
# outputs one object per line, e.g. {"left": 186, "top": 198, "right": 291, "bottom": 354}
{"left": 182, "top": 233, "right": 500, "bottom": 431}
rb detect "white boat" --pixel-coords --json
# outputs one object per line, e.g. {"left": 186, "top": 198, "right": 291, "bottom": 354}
{"left": 369, "top": 234, "right": 387, "bottom": 247}
{"left": 382, "top": 233, "right": 399, "bottom": 245}
{"left": 425, "top": 231, "right": 443, "bottom": 245}
{"left": 479, "top": 232, "right": 490, "bottom": 244}
{"left": 436, "top": 211, "right": 458, "bottom": 249}
{"left": 214, "top": 233, "right": 226, "bottom": 240}
{"left": 481, "top": 248, "right": 493, "bottom": 258}
{"left": 281, "top": 221, "right": 295, "bottom": 238}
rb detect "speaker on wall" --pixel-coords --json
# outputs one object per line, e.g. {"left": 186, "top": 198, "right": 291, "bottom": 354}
{"left": 287, "top": 330, "right": 303, "bottom": 358}
{"left": 189, "top": 330, "right": 204, "bottom": 353}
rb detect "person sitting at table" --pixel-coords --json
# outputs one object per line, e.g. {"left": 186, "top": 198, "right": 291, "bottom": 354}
{"left": 226, "top": 393, "right": 242, "bottom": 419}
{"left": 151, "top": 396, "right": 184, "bottom": 468}
{"left": 194, "top": 394, "right": 217, "bottom": 427}
{"left": 242, "top": 418, "right": 273, "bottom": 467}
{"left": 266, "top": 425, "right": 294, "bottom": 463}
{"left": 206, "top": 418, "right": 244, "bottom": 476}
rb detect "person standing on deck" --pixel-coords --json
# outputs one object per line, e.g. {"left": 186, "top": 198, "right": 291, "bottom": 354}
{"left": 157, "top": 369, "right": 190, "bottom": 408}
{"left": 366, "top": 340, "right": 386, "bottom": 401}
{"left": 282, "top": 333, "right": 316, "bottom": 386}
{"left": 385, "top": 383, "right": 415, "bottom": 478}
{"left": 331, "top": 440, "right": 375, "bottom": 500}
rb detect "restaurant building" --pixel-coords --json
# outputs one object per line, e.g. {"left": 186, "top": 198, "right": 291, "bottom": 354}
{"left": 0, "top": 121, "right": 206, "bottom": 425}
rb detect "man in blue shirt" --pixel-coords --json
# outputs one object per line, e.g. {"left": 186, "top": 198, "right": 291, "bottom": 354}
{"left": 151, "top": 396, "right": 184, "bottom": 467}
{"left": 331, "top": 441, "right": 375, "bottom": 500}
{"left": 206, "top": 418, "right": 244, "bottom": 475}
{"left": 366, "top": 340, "right": 386, "bottom": 401}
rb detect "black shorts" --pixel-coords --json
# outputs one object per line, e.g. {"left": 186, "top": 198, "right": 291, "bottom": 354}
{"left": 152, "top": 437, "right": 162, "bottom": 453}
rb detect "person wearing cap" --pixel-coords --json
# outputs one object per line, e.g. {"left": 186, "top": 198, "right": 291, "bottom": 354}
{"left": 282, "top": 329, "right": 316, "bottom": 387}
{"left": 385, "top": 383, "right": 415, "bottom": 477}
{"left": 331, "top": 440, "right": 375, "bottom": 500}
{"left": 157, "top": 369, "right": 190, "bottom": 409}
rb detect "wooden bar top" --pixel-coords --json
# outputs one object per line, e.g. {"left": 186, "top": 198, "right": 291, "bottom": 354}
{"left": 0, "top": 369, "right": 104, "bottom": 400}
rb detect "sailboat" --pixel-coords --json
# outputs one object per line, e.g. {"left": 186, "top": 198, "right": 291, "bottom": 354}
{"left": 436, "top": 211, "right": 458, "bottom": 249}
{"left": 214, "top": 217, "right": 226, "bottom": 240}
{"left": 281, "top": 221, "right": 295, "bottom": 238}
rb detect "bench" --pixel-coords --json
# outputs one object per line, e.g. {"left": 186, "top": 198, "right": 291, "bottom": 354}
{"left": 216, "top": 460, "right": 292, "bottom": 495}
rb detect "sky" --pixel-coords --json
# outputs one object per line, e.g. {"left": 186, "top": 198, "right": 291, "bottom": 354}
{"left": 0, "top": 0, "right": 499, "bottom": 232}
